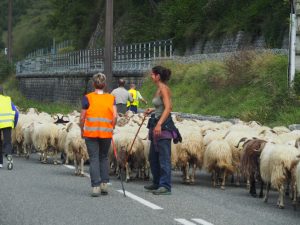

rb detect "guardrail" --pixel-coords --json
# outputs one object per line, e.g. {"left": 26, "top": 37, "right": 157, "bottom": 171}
{"left": 16, "top": 39, "right": 173, "bottom": 76}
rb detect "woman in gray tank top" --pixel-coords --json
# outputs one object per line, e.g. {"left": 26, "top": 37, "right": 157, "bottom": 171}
{"left": 144, "top": 65, "right": 173, "bottom": 195}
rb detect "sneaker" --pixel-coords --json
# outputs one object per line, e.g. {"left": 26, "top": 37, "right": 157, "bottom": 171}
{"left": 7, "top": 155, "right": 13, "bottom": 161}
{"left": 6, "top": 155, "right": 13, "bottom": 170}
{"left": 91, "top": 186, "right": 100, "bottom": 197}
{"left": 0, "top": 164, "right": 3, "bottom": 168}
{"left": 152, "top": 187, "right": 171, "bottom": 195}
{"left": 144, "top": 184, "right": 158, "bottom": 191}
{"left": 100, "top": 183, "right": 108, "bottom": 195}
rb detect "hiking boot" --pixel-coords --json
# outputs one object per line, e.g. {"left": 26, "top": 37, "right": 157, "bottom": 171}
{"left": 7, "top": 155, "right": 13, "bottom": 170}
{"left": 152, "top": 187, "right": 171, "bottom": 195}
{"left": 144, "top": 184, "right": 158, "bottom": 191}
{"left": 91, "top": 186, "right": 100, "bottom": 197}
{"left": 100, "top": 183, "right": 108, "bottom": 195}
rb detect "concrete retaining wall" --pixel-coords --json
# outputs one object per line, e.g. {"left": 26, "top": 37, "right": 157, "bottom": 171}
{"left": 17, "top": 73, "right": 146, "bottom": 104}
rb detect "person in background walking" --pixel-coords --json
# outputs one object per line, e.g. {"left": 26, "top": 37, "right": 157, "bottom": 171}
{"left": 80, "top": 73, "right": 117, "bottom": 197}
{"left": 111, "top": 79, "right": 133, "bottom": 114}
{"left": 0, "top": 85, "right": 18, "bottom": 170}
{"left": 127, "top": 83, "right": 147, "bottom": 113}
{"left": 143, "top": 66, "right": 175, "bottom": 195}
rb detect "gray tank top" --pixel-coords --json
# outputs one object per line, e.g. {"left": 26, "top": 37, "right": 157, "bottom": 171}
{"left": 152, "top": 96, "right": 164, "bottom": 118}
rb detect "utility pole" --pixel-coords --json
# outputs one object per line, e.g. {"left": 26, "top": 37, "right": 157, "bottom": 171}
{"left": 7, "top": 0, "right": 13, "bottom": 63}
{"left": 104, "top": 0, "right": 113, "bottom": 90}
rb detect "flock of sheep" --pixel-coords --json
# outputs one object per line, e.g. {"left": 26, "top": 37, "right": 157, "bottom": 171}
{"left": 10, "top": 108, "right": 300, "bottom": 210}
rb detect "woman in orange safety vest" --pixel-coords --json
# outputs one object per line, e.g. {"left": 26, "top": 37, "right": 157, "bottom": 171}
{"left": 80, "top": 73, "right": 117, "bottom": 197}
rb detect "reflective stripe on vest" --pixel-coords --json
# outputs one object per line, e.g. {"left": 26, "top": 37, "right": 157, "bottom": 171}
{"left": 83, "top": 126, "right": 113, "bottom": 132}
{"left": 86, "top": 117, "right": 112, "bottom": 123}
{"left": 83, "top": 93, "right": 115, "bottom": 138}
{"left": 0, "top": 95, "right": 15, "bottom": 129}
{"left": 127, "top": 89, "right": 138, "bottom": 107}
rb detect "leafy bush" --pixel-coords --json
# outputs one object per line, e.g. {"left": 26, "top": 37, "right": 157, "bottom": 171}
{"left": 224, "top": 50, "right": 257, "bottom": 86}
{"left": 0, "top": 54, "right": 13, "bottom": 82}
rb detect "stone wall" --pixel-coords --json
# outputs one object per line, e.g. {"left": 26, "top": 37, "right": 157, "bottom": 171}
{"left": 184, "top": 31, "right": 288, "bottom": 55}
{"left": 17, "top": 73, "right": 146, "bottom": 104}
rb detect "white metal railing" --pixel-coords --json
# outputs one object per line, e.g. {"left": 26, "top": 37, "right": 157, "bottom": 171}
{"left": 16, "top": 39, "right": 173, "bottom": 76}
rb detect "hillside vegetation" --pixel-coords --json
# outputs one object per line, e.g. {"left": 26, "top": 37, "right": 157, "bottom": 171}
{"left": 0, "top": 0, "right": 290, "bottom": 58}
{"left": 140, "top": 52, "right": 300, "bottom": 127}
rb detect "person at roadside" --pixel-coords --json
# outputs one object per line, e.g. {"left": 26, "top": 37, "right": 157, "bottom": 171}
{"left": 111, "top": 79, "right": 133, "bottom": 114}
{"left": 0, "top": 85, "right": 18, "bottom": 170}
{"left": 80, "top": 73, "right": 117, "bottom": 197}
{"left": 143, "top": 66, "right": 181, "bottom": 195}
{"left": 127, "top": 83, "right": 147, "bottom": 114}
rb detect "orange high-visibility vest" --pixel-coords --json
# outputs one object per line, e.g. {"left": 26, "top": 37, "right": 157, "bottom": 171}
{"left": 83, "top": 92, "right": 115, "bottom": 138}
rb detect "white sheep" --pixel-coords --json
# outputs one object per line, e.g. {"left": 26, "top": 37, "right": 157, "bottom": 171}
{"left": 260, "top": 143, "right": 300, "bottom": 208}
{"left": 32, "top": 122, "right": 59, "bottom": 164}
{"left": 112, "top": 130, "right": 146, "bottom": 182}
{"left": 64, "top": 122, "right": 89, "bottom": 176}
{"left": 171, "top": 131, "right": 204, "bottom": 184}
{"left": 203, "top": 139, "right": 234, "bottom": 189}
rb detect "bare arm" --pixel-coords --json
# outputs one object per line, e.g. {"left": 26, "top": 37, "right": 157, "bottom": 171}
{"left": 137, "top": 91, "right": 147, "bottom": 105}
{"left": 80, "top": 109, "right": 86, "bottom": 137}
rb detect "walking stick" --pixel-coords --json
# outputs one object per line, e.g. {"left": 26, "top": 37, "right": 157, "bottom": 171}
{"left": 111, "top": 138, "right": 126, "bottom": 197}
{"left": 128, "top": 114, "right": 147, "bottom": 155}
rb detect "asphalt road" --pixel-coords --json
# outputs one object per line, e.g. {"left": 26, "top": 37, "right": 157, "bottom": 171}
{"left": 0, "top": 154, "right": 300, "bottom": 225}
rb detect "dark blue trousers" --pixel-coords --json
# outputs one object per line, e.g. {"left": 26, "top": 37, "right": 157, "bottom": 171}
{"left": 0, "top": 128, "right": 13, "bottom": 164}
{"left": 149, "top": 138, "right": 172, "bottom": 191}
{"left": 85, "top": 138, "right": 111, "bottom": 187}
{"left": 127, "top": 105, "right": 137, "bottom": 113}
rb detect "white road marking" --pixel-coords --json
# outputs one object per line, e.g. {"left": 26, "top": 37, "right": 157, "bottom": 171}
{"left": 63, "top": 164, "right": 114, "bottom": 185}
{"left": 117, "top": 190, "right": 163, "bottom": 210}
{"left": 64, "top": 165, "right": 160, "bottom": 210}
{"left": 174, "top": 219, "right": 197, "bottom": 225}
{"left": 192, "top": 218, "right": 214, "bottom": 225}
{"left": 63, "top": 164, "right": 90, "bottom": 178}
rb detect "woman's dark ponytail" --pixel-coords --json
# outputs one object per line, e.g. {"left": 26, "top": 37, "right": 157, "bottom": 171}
{"left": 152, "top": 65, "right": 171, "bottom": 83}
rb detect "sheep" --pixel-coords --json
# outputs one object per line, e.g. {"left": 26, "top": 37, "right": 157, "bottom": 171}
{"left": 64, "top": 122, "right": 89, "bottom": 176}
{"left": 112, "top": 130, "right": 146, "bottom": 182}
{"left": 22, "top": 122, "right": 35, "bottom": 159}
{"left": 272, "top": 126, "right": 290, "bottom": 135}
{"left": 13, "top": 115, "right": 27, "bottom": 156}
{"left": 224, "top": 130, "right": 258, "bottom": 186}
{"left": 289, "top": 157, "right": 300, "bottom": 209}
{"left": 25, "top": 108, "right": 39, "bottom": 115}
{"left": 278, "top": 130, "right": 300, "bottom": 144}
{"left": 260, "top": 143, "right": 300, "bottom": 208}
{"left": 31, "top": 122, "right": 60, "bottom": 164}
{"left": 202, "top": 129, "right": 228, "bottom": 147}
{"left": 171, "top": 131, "right": 204, "bottom": 184}
{"left": 240, "top": 138, "right": 267, "bottom": 197}
{"left": 56, "top": 124, "right": 68, "bottom": 161}
{"left": 203, "top": 139, "right": 235, "bottom": 189}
